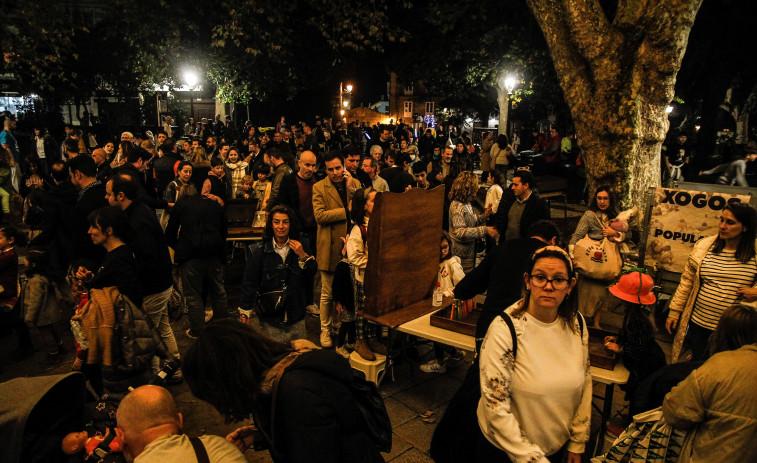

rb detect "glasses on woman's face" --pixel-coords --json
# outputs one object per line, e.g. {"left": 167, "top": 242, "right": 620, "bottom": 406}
{"left": 529, "top": 274, "right": 570, "bottom": 290}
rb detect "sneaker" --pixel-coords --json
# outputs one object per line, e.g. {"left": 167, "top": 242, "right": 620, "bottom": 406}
{"left": 166, "top": 368, "right": 184, "bottom": 385}
{"left": 420, "top": 359, "right": 446, "bottom": 374}
{"left": 306, "top": 304, "right": 320, "bottom": 317}
{"left": 446, "top": 349, "right": 466, "bottom": 362}
{"left": 335, "top": 346, "right": 351, "bottom": 359}
{"left": 320, "top": 331, "right": 333, "bottom": 348}
{"left": 186, "top": 329, "right": 200, "bottom": 339}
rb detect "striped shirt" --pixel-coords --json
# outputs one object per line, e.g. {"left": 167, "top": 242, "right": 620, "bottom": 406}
{"left": 692, "top": 249, "right": 757, "bottom": 330}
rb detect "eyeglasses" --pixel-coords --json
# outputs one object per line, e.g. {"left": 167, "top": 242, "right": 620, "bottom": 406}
{"left": 529, "top": 274, "right": 570, "bottom": 290}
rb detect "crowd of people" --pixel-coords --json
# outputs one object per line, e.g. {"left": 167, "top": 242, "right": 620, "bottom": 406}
{"left": 0, "top": 111, "right": 756, "bottom": 463}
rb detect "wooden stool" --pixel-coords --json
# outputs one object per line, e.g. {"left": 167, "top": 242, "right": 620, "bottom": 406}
{"left": 349, "top": 351, "right": 387, "bottom": 385}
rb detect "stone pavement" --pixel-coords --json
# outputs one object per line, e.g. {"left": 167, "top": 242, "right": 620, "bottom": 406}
{"left": 0, "top": 202, "right": 676, "bottom": 461}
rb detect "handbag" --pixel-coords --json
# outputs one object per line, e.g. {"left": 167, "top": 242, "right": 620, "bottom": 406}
{"left": 591, "top": 407, "right": 686, "bottom": 463}
{"left": 574, "top": 213, "right": 622, "bottom": 281}
{"left": 254, "top": 258, "right": 291, "bottom": 320}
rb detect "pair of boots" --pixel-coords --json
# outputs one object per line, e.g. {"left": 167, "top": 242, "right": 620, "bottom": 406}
{"left": 355, "top": 337, "right": 387, "bottom": 361}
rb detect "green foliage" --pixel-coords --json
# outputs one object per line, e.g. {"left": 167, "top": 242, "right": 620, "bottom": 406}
{"left": 208, "top": 0, "right": 408, "bottom": 103}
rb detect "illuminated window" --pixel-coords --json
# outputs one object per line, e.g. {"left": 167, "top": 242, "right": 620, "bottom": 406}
{"left": 425, "top": 102, "right": 435, "bottom": 114}
{"left": 404, "top": 101, "right": 413, "bottom": 114}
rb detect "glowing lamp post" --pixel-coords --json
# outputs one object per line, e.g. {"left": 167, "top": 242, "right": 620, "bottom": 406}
{"left": 339, "top": 82, "right": 354, "bottom": 121}
{"left": 499, "top": 75, "right": 517, "bottom": 137}
{"left": 184, "top": 69, "right": 199, "bottom": 120}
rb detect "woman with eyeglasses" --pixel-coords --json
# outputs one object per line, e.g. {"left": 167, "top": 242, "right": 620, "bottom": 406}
{"left": 568, "top": 186, "right": 623, "bottom": 329}
{"left": 476, "top": 246, "right": 590, "bottom": 463}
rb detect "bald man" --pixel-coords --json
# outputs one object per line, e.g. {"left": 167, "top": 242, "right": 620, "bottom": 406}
{"left": 115, "top": 386, "right": 246, "bottom": 462}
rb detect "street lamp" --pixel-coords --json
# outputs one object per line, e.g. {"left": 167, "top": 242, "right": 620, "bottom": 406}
{"left": 500, "top": 74, "right": 516, "bottom": 137}
{"left": 184, "top": 69, "right": 199, "bottom": 121}
{"left": 339, "top": 82, "right": 354, "bottom": 121}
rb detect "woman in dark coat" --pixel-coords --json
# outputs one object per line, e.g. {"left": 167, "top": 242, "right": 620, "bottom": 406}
{"left": 183, "top": 319, "right": 385, "bottom": 463}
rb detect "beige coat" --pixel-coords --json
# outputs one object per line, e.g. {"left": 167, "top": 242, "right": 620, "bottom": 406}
{"left": 480, "top": 137, "right": 493, "bottom": 172}
{"left": 662, "top": 344, "right": 757, "bottom": 463}
{"left": 312, "top": 176, "right": 361, "bottom": 272}
{"left": 668, "top": 235, "right": 757, "bottom": 362}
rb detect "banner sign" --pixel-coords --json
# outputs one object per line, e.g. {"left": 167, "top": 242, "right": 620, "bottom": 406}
{"left": 644, "top": 187, "right": 751, "bottom": 273}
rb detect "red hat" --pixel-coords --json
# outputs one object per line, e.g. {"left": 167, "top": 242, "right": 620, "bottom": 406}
{"left": 609, "top": 271, "right": 656, "bottom": 305}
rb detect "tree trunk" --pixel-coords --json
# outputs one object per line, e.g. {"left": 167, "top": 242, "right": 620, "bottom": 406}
{"left": 525, "top": 0, "right": 703, "bottom": 208}
{"left": 496, "top": 84, "right": 509, "bottom": 136}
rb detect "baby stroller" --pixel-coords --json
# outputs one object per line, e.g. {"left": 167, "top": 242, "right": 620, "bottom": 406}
{"left": 0, "top": 373, "right": 88, "bottom": 463}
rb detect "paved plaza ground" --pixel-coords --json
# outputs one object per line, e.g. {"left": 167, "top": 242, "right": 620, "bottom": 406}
{"left": 0, "top": 202, "right": 676, "bottom": 462}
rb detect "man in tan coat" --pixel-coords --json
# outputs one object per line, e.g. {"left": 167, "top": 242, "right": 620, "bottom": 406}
{"left": 312, "top": 151, "right": 361, "bottom": 347}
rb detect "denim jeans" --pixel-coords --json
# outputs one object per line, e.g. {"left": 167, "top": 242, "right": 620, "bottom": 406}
{"left": 180, "top": 256, "right": 229, "bottom": 332}
{"left": 142, "top": 287, "right": 179, "bottom": 373}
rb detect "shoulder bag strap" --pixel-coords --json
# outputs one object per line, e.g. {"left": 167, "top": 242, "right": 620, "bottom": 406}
{"left": 497, "top": 311, "right": 518, "bottom": 359}
{"left": 188, "top": 436, "right": 210, "bottom": 463}
{"left": 269, "top": 354, "right": 299, "bottom": 446}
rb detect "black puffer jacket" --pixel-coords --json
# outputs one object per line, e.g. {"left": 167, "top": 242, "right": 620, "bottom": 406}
{"left": 254, "top": 349, "right": 385, "bottom": 463}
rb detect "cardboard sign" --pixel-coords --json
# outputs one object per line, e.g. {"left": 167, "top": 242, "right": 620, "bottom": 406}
{"left": 644, "top": 187, "right": 751, "bottom": 273}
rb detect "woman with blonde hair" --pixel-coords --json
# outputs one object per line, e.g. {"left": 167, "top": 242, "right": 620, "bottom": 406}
{"left": 448, "top": 171, "right": 498, "bottom": 273}
{"left": 190, "top": 146, "right": 211, "bottom": 192}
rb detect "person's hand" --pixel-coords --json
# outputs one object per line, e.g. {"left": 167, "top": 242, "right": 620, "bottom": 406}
{"left": 226, "top": 425, "right": 258, "bottom": 452}
{"left": 72, "top": 358, "right": 83, "bottom": 371}
{"left": 340, "top": 235, "right": 348, "bottom": 257}
{"left": 405, "top": 184, "right": 413, "bottom": 191}
{"left": 604, "top": 335, "right": 616, "bottom": 344}
{"left": 699, "top": 170, "right": 704, "bottom": 176}
{"left": 566, "top": 451, "right": 582, "bottom": 463}
{"left": 289, "top": 239, "right": 308, "bottom": 260}
{"left": 487, "top": 226, "right": 499, "bottom": 240}
{"left": 604, "top": 341, "right": 622, "bottom": 353}
{"left": 737, "top": 287, "right": 757, "bottom": 302}
{"left": 435, "top": 173, "right": 442, "bottom": 183}
{"left": 335, "top": 302, "right": 344, "bottom": 316}
{"left": 75, "top": 266, "right": 92, "bottom": 281}
{"left": 665, "top": 317, "right": 678, "bottom": 335}
{"left": 485, "top": 205, "right": 492, "bottom": 217}
{"left": 343, "top": 170, "right": 357, "bottom": 192}
{"left": 602, "top": 226, "right": 619, "bottom": 238}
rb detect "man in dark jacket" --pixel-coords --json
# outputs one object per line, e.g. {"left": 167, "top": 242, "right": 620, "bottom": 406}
{"left": 165, "top": 191, "right": 228, "bottom": 338}
{"left": 154, "top": 138, "right": 182, "bottom": 198}
{"left": 494, "top": 170, "right": 550, "bottom": 242}
{"left": 107, "top": 175, "right": 181, "bottom": 377}
{"left": 111, "top": 150, "right": 168, "bottom": 211}
{"left": 67, "top": 155, "right": 109, "bottom": 269}
{"left": 454, "top": 220, "right": 559, "bottom": 351}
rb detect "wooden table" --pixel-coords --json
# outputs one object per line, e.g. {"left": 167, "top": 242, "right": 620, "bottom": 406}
{"left": 395, "top": 309, "right": 629, "bottom": 456}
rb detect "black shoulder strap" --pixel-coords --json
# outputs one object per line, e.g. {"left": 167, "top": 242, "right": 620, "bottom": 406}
{"left": 498, "top": 312, "right": 518, "bottom": 359}
{"left": 85, "top": 428, "right": 117, "bottom": 462}
{"left": 189, "top": 436, "right": 210, "bottom": 463}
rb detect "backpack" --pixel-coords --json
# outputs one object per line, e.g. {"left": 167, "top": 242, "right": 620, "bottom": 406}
{"left": 429, "top": 310, "right": 584, "bottom": 462}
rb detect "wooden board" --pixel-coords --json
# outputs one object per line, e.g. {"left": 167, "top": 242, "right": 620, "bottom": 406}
{"left": 588, "top": 327, "right": 618, "bottom": 371}
{"left": 363, "top": 186, "right": 445, "bottom": 318}
{"left": 429, "top": 306, "right": 481, "bottom": 337}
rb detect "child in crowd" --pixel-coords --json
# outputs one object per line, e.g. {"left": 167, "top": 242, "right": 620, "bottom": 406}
{"left": 22, "top": 248, "right": 70, "bottom": 362}
{"left": 346, "top": 187, "right": 386, "bottom": 361}
{"left": 251, "top": 166, "right": 271, "bottom": 210}
{"left": 333, "top": 257, "right": 357, "bottom": 359}
{"left": 604, "top": 270, "right": 667, "bottom": 414}
{"left": 202, "top": 156, "right": 228, "bottom": 206}
{"left": 485, "top": 169, "right": 504, "bottom": 216}
{"left": 0, "top": 225, "right": 24, "bottom": 311}
{"left": 224, "top": 147, "right": 249, "bottom": 198}
{"left": 238, "top": 174, "right": 254, "bottom": 200}
{"left": 420, "top": 232, "right": 466, "bottom": 374}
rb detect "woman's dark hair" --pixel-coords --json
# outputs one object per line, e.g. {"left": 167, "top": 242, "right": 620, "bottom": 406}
{"left": 513, "top": 247, "right": 578, "bottom": 331}
{"left": 440, "top": 231, "right": 452, "bottom": 262}
{"left": 176, "top": 160, "right": 192, "bottom": 175}
{"left": 263, "top": 205, "right": 300, "bottom": 241}
{"left": 350, "top": 187, "right": 375, "bottom": 226}
{"left": 712, "top": 202, "right": 757, "bottom": 263}
{"left": 488, "top": 169, "right": 503, "bottom": 186}
{"left": 710, "top": 304, "right": 757, "bottom": 355}
{"left": 589, "top": 185, "right": 619, "bottom": 219}
{"left": 87, "top": 206, "right": 130, "bottom": 240}
{"left": 183, "top": 319, "right": 294, "bottom": 423}
{"left": 119, "top": 141, "right": 136, "bottom": 158}
{"left": 0, "top": 224, "right": 27, "bottom": 248}
{"left": 495, "top": 134, "right": 509, "bottom": 150}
